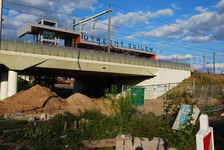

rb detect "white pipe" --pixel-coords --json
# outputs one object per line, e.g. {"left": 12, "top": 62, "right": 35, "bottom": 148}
{"left": 8, "top": 70, "right": 18, "bottom": 97}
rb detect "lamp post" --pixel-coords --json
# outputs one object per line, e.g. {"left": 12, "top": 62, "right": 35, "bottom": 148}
{"left": 0, "top": 0, "right": 3, "bottom": 48}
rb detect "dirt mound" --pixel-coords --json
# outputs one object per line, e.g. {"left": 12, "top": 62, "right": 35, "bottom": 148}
{"left": 66, "top": 93, "right": 94, "bottom": 106}
{"left": 0, "top": 84, "right": 67, "bottom": 115}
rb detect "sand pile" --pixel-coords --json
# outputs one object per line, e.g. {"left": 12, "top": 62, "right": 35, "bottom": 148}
{"left": 0, "top": 84, "right": 67, "bottom": 115}
{"left": 66, "top": 93, "right": 94, "bottom": 106}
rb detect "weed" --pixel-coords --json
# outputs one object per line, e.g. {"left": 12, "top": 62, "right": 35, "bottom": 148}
{"left": 0, "top": 88, "right": 223, "bottom": 150}
{"left": 102, "top": 85, "right": 136, "bottom": 133}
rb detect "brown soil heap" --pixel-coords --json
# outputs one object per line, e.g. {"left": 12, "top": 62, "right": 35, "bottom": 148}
{"left": 0, "top": 84, "right": 67, "bottom": 115}
{"left": 66, "top": 93, "right": 94, "bottom": 106}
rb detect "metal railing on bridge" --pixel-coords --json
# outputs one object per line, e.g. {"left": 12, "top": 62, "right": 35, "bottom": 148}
{"left": 1, "top": 37, "right": 191, "bottom": 71}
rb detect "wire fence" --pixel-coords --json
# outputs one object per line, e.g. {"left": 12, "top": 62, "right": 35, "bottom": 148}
{"left": 122, "top": 81, "right": 195, "bottom": 100}
{"left": 196, "top": 85, "right": 224, "bottom": 112}
{"left": 122, "top": 82, "right": 224, "bottom": 114}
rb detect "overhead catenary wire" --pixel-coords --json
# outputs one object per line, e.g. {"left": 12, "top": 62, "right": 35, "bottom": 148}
{"left": 96, "top": 20, "right": 224, "bottom": 53}
{"left": 96, "top": 0, "right": 224, "bottom": 41}
{"left": 91, "top": 26, "right": 221, "bottom": 55}
{"left": 3, "top": 0, "right": 84, "bottom": 18}
{"left": 2, "top": 4, "right": 223, "bottom": 64}
{"left": 1, "top": 26, "right": 219, "bottom": 65}
{"left": 2, "top": 17, "right": 221, "bottom": 60}
{"left": 2, "top": 15, "right": 222, "bottom": 60}
{"left": 3, "top": 1, "right": 224, "bottom": 53}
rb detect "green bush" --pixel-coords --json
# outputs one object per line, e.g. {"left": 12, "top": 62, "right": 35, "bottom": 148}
{"left": 1, "top": 89, "right": 223, "bottom": 150}
{"left": 18, "top": 77, "right": 34, "bottom": 92}
{"left": 102, "top": 85, "right": 136, "bottom": 133}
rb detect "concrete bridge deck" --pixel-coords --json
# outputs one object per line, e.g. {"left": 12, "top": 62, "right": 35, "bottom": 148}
{"left": 0, "top": 38, "right": 191, "bottom": 100}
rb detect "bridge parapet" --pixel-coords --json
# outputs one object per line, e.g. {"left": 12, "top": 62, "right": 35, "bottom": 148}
{"left": 1, "top": 37, "right": 190, "bottom": 71}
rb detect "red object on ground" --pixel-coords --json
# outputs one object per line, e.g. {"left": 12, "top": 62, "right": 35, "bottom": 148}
{"left": 59, "top": 106, "right": 61, "bottom": 110}
{"left": 34, "top": 107, "right": 37, "bottom": 112}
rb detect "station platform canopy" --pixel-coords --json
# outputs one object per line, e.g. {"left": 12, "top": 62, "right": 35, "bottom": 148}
{"left": 17, "top": 18, "right": 156, "bottom": 59}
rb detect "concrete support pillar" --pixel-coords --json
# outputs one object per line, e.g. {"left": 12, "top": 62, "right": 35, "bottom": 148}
{"left": 8, "top": 70, "right": 18, "bottom": 97}
{"left": 0, "top": 72, "right": 8, "bottom": 100}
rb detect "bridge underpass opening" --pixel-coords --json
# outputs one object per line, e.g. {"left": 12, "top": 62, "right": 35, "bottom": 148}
{"left": 17, "top": 67, "right": 155, "bottom": 99}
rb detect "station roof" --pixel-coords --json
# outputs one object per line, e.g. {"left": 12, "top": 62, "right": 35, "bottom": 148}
{"left": 17, "top": 23, "right": 156, "bottom": 57}
{"left": 17, "top": 23, "right": 81, "bottom": 39}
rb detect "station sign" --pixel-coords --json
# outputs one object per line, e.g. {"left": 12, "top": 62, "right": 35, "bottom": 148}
{"left": 82, "top": 34, "right": 153, "bottom": 52}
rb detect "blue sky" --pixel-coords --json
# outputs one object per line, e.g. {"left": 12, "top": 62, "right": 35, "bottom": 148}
{"left": 2, "top": 0, "right": 224, "bottom": 73}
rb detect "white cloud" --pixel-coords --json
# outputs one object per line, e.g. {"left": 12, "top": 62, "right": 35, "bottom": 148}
{"left": 205, "top": 63, "right": 224, "bottom": 69}
{"left": 183, "top": 43, "right": 201, "bottom": 47}
{"left": 216, "top": 0, "right": 224, "bottom": 14}
{"left": 177, "top": 11, "right": 224, "bottom": 34}
{"left": 139, "top": 24, "right": 187, "bottom": 39}
{"left": 8, "top": 10, "right": 19, "bottom": 16}
{"left": 136, "top": 5, "right": 224, "bottom": 43}
{"left": 111, "top": 9, "right": 173, "bottom": 27}
{"left": 124, "top": 35, "right": 137, "bottom": 41}
{"left": 181, "top": 36, "right": 213, "bottom": 43}
{"left": 213, "top": 25, "right": 224, "bottom": 39}
{"left": 153, "top": 9, "right": 174, "bottom": 17}
{"left": 58, "top": 0, "right": 96, "bottom": 13}
{"left": 171, "top": 4, "right": 181, "bottom": 10}
{"left": 25, "top": 0, "right": 97, "bottom": 12}
{"left": 146, "top": 25, "right": 154, "bottom": 29}
{"left": 157, "top": 54, "right": 192, "bottom": 60}
{"left": 195, "top": 6, "right": 209, "bottom": 13}
{"left": 142, "top": 41, "right": 149, "bottom": 44}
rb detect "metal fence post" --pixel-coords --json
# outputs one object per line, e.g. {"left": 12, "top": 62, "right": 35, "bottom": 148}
{"left": 168, "top": 83, "right": 170, "bottom": 95}
{"left": 97, "top": 51, "right": 99, "bottom": 61}
{"left": 41, "top": 42, "right": 43, "bottom": 55}
{"left": 164, "top": 85, "right": 167, "bottom": 116}
{"left": 33, "top": 41, "right": 35, "bottom": 54}
{"left": 57, "top": 45, "right": 59, "bottom": 56}
{"left": 193, "top": 81, "right": 195, "bottom": 102}
{"left": 49, "top": 44, "right": 51, "bottom": 55}
{"left": 15, "top": 39, "right": 17, "bottom": 52}
{"left": 5, "top": 37, "right": 7, "bottom": 50}
{"left": 210, "top": 85, "right": 214, "bottom": 105}
{"left": 108, "top": 53, "right": 110, "bottom": 62}
{"left": 24, "top": 40, "right": 26, "bottom": 53}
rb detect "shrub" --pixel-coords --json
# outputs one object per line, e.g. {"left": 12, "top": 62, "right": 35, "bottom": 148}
{"left": 102, "top": 85, "right": 136, "bottom": 133}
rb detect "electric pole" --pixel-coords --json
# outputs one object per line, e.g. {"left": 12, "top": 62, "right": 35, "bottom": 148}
{"left": 203, "top": 53, "right": 205, "bottom": 73}
{"left": 213, "top": 52, "right": 224, "bottom": 74}
{"left": 0, "top": 0, "right": 3, "bottom": 48}
{"left": 213, "top": 52, "right": 215, "bottom": 74}
{"left": 108, "top": 4, "right": 111, "bottom": 53}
